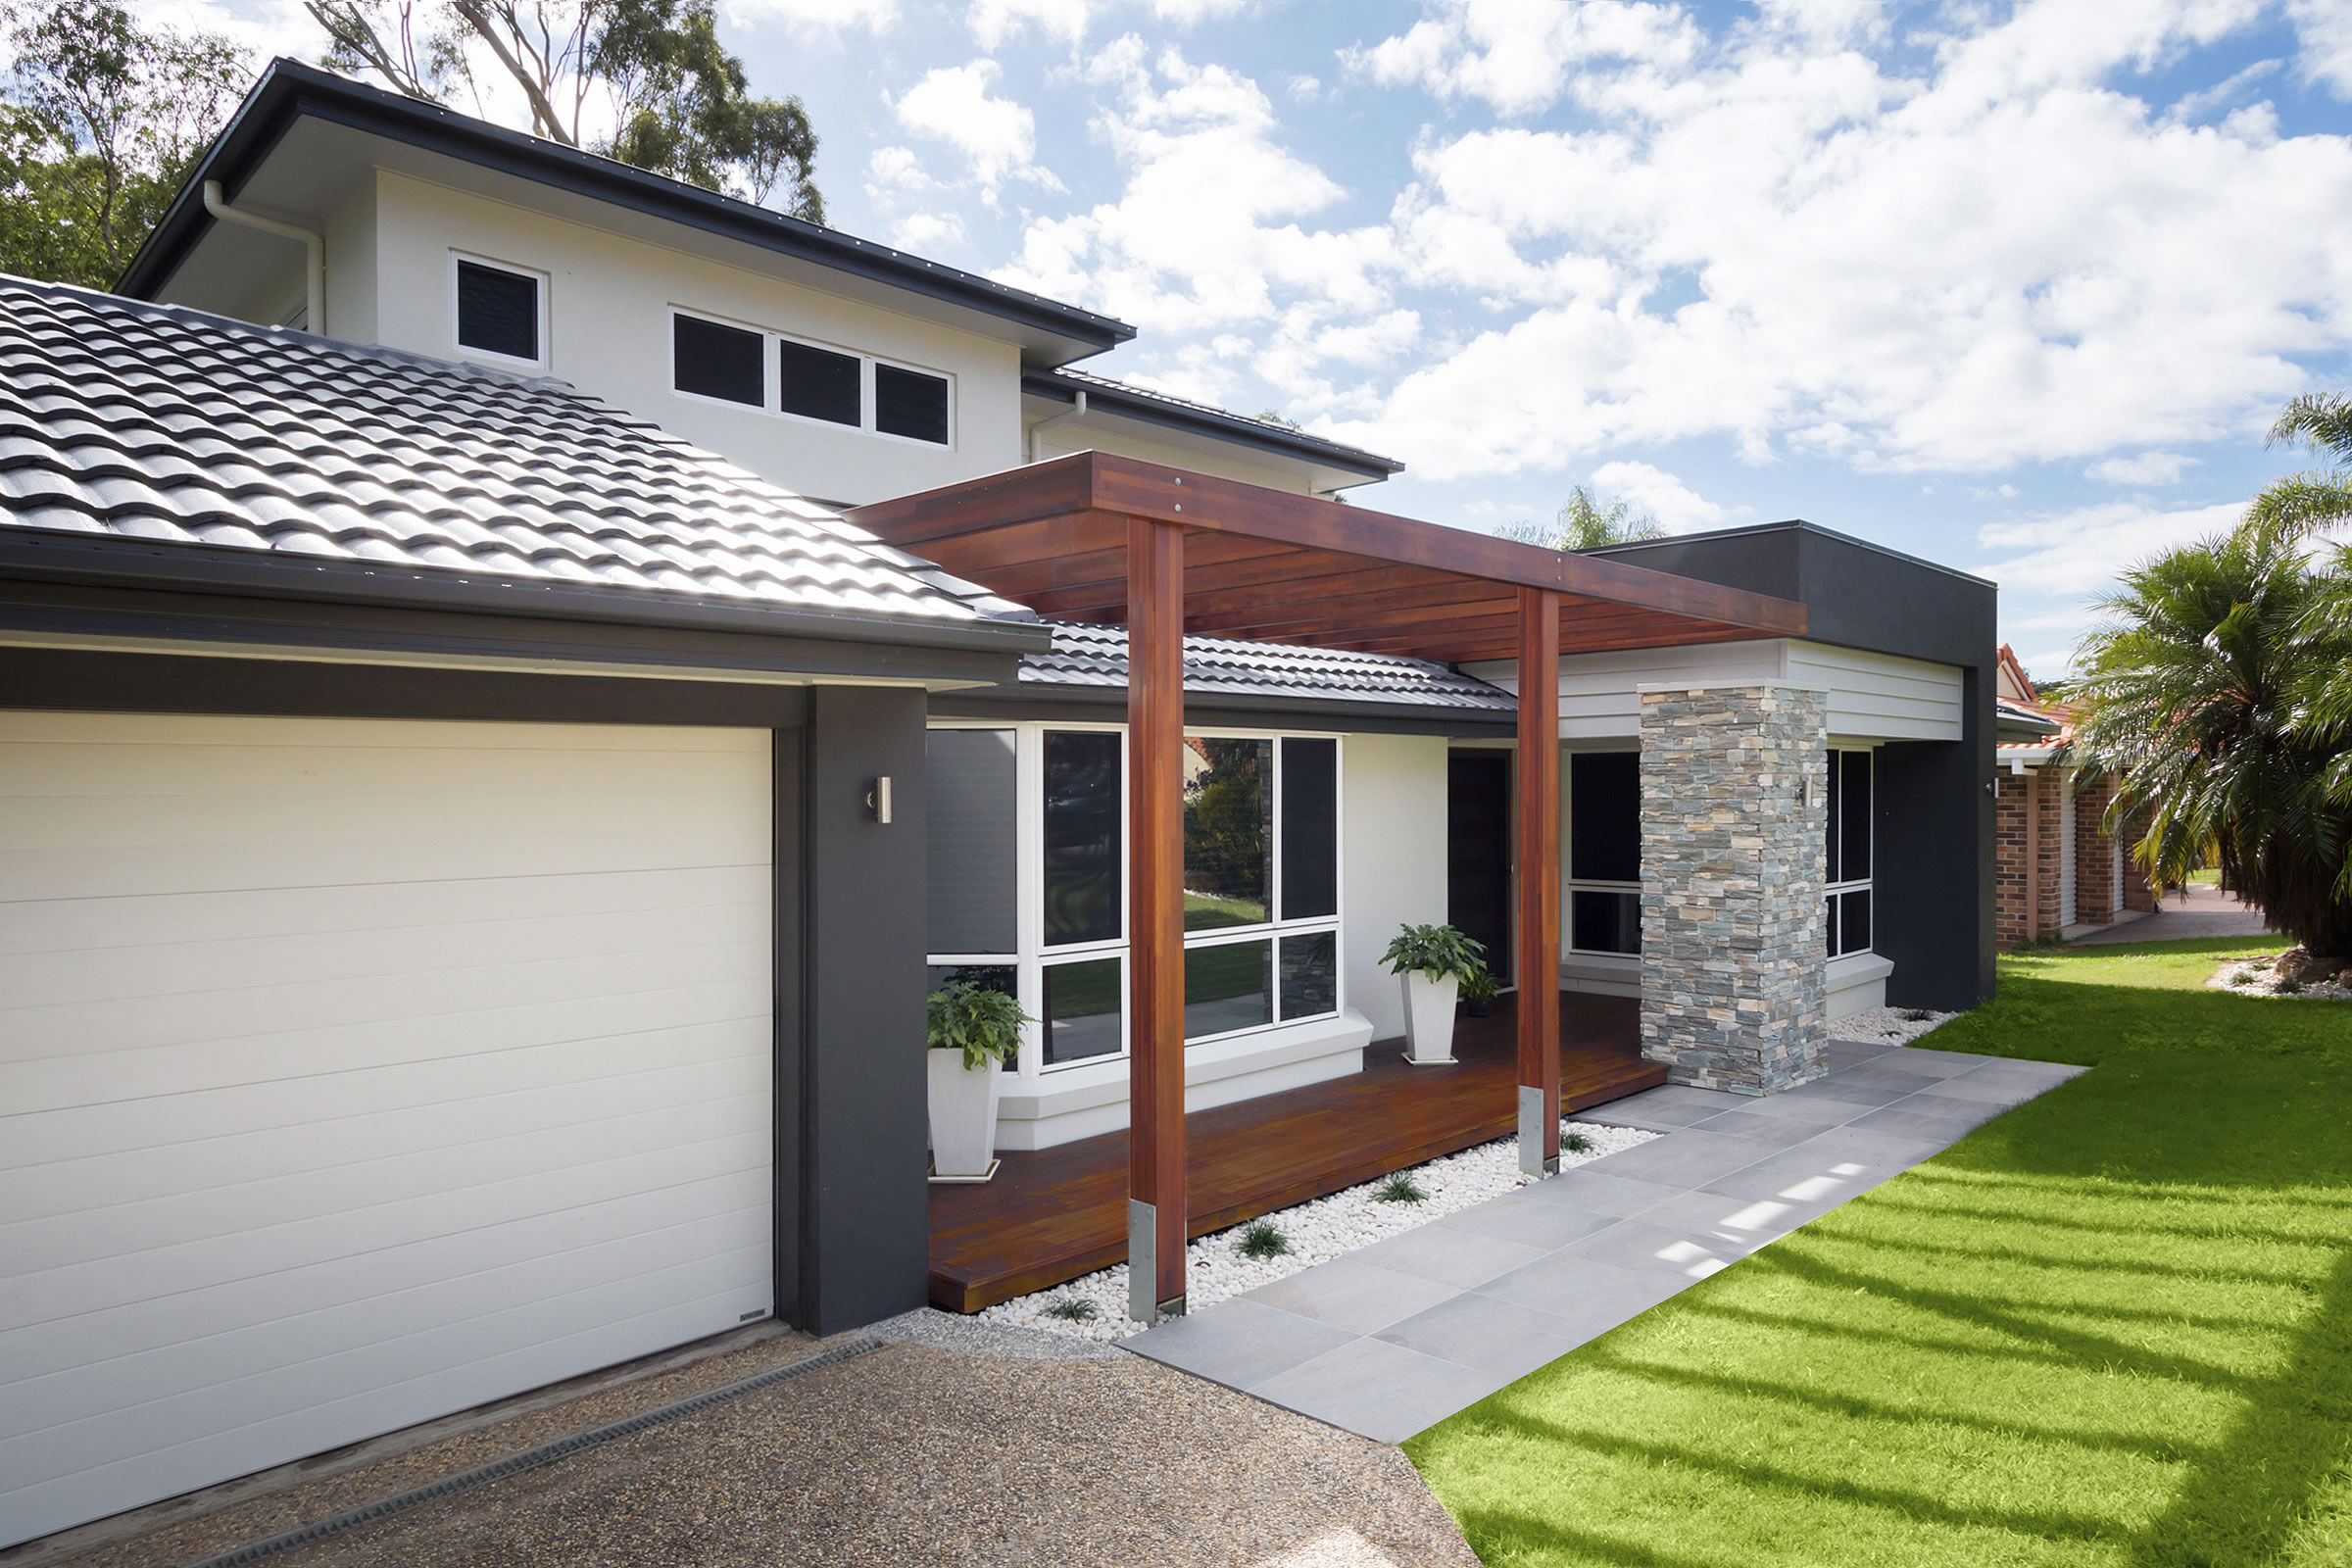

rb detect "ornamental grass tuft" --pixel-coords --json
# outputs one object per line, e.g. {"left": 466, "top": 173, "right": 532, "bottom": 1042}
{"left": 1373, "top": 1171, "right": 1428, "bottom": 1204}
{"left": 1560, "top": 1127, "right": 1597, "bottom": 1155}
{"left": 1042, "top": 1297, "right": 1097, "bottom": 1322}
{"left": 1236, "top": 1219, "right": 1291, "bottom": 1259}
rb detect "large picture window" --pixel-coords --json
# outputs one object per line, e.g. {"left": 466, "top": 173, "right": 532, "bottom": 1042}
{"left": 1826, "top": 748, "right": 1873, "bottom": 957}
{"left": 1567, "top": 751, "right": 1641, "bottom": 956}
{"left": 923, "top": 723, "right": 1344, "bottom": 1078}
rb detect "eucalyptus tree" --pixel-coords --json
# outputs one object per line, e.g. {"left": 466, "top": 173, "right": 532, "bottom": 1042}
{"left": 1498, "top": 485, "right": 1665, "bottom": 551}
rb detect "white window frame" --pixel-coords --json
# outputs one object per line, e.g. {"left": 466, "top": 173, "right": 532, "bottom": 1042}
{"left": 1827, "top": 746, "right": 1874, "bottom": 957}
{"left": 451, "top": 251, "right": 549, "bottom": 370}
{"left": 667, "top": 307, "right": 956, "bottom": 449}
{"left": 1565, "top": 746, "right": 1641, "bottom": 958}
{"left": 923, "top": 720, "right": 1345, "bottom": 1083}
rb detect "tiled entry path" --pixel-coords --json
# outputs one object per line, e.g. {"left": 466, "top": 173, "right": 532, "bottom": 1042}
{"left": 1123, "top": 1038, "right": 2086, "bottom": 1443}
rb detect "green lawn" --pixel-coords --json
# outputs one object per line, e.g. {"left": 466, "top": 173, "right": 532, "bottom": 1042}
{"left": 1406, "top": 935, "right": 2352, "bottom": 1567}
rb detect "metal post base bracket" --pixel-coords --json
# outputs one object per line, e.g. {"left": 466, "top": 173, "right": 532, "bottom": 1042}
{"left": 1519, "top": 1085, "right": 1558, "bottom": 1178}
{"left": 1128, "top": 1199, "right": 1159, "bottom": 1323}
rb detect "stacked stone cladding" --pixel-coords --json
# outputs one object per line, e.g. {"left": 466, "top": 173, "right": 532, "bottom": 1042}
{"left": 1638, "top": 684, "right": 1828, "bottom": 1096}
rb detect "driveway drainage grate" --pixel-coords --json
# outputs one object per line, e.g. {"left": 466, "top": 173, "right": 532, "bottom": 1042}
{"left": 177, "top": 1337, "right": 884, "bottom": 1568}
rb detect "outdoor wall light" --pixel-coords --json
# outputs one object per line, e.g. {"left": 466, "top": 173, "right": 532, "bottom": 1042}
{"left": 865, "top": 775, "right": 893, "bottom": 824}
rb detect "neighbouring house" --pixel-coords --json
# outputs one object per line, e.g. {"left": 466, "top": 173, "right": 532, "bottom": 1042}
{"left": 0, "top": 59, "right": 1999, "bottom": 1552}
{"left": 1989, "top": 644, "right": 2155, "bottom": 947}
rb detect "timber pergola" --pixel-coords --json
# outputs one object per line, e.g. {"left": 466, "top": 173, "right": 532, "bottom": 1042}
{"left": 847, "top": 452, "right": 1808, "bottom": 1324}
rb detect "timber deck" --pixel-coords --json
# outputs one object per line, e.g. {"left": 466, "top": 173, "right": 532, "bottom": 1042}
{"left": 927, "top": 992, "right": 1659, "bottom": 1312}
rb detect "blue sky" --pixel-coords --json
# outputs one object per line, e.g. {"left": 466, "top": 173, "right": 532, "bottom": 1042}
{"left": 160, "top": 0, "right": 2352, "bottom": 678}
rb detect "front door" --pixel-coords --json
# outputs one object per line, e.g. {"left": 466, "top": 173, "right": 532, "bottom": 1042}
{"left": 1446, "top": 750, "right": 1513, "bottom": 987}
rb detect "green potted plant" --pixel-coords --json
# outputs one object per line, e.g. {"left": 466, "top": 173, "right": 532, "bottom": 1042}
{"left": 1459, "top": 960, "right": 1500, "bottom": 1019}
{"left": 1381, "top": 922, "right": 1486, "bottom": 1064}
{"left": 926, "top": 981, "right": 1031, "bottom": 1181}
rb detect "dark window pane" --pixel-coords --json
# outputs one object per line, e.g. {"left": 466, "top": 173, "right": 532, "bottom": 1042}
{"left": 1570, "top": 752, "right": 1640, "bottom": 883}
{"left": 1185, "top": 939, "right": 1270, "bottom": 1041}
{"left": 1570, "top": 889, "right": 1641, "bottom": 955}
{"left": 1840, "top": 750, "right": 1873, "bottom": 883}
{"left": 1825, "top": 749, "right": 1842, "bottom": 882}
{"left": 456, "top": 260, "right": 537, "bottom": 360}
{"left": 1184, "top": 738, "right": 1269, "bottom": 929}
{"left": 1044, "top": 730, "right": 1121, "bottom": 946}
{"left": 672, "top": 314, "right": 763, "bottom": 406}
{"left": 1826, "top": 897, "right": 1840, "bottom": 957}
{"left": 1044, "top": 958, "right": 1120, "bottom": 1065}
{"left": 1278, "top": 931, "right": 1337, "bottom": 1020}
{"left": 1446, "top": 751, "right": 1512, "bottom": 987}
{"left": 926, "top": 728, "right": 1015, "bottom": 955}
{"left": 874, "top": 363, "right": 950, "bottom": 444}
{"left": 1839, "top": 887, "right": 1872, "bottom": 956}
{"left": 1280, "top": 737, "right": 1338, "bottom": 920}
{"left": 927, "top": 963, "right": 1014, "bottom": 998}
{"left": 778, "top": 337, "right": 861, "bottom": 425}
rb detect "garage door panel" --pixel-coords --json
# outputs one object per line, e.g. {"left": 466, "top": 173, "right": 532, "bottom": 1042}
{"left": 0, "top": 713, "right": 778, "bottom": 1548}
{"left": 12, "top": 1270, "right": 770, "bottom": 1537}
{"left": 3, "top": 1175, "right": 773, "bottom": 1402}
{"left": 0, "top": 1019, "right": 767, "bottom": 1174}
{"left": 5, "top": 1220, "right": 772, "bottom": 1482}
{"left": 7, "top": 1128, "right": 772, "bottom": 1334}
{"left": 4, "top": 1089, "right": 772, "bottom": 1275}
{"left": 6, "top": 1049, "right": 770, "bottom": 1219}
{"left": 2, "top": 973, "right": 771, "bottom": 1109}
{"left": 0, "top": 868, "right": 770, "bottom": 1007}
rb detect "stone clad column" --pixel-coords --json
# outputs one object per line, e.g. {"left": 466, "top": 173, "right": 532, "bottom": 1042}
{"left": 1639, "top": 684, "right": 1829, "bottom": 1096}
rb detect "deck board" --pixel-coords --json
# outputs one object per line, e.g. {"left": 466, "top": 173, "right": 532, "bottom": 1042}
{"left": 928, "top": 992, "right": 1659, "bottom": 1312}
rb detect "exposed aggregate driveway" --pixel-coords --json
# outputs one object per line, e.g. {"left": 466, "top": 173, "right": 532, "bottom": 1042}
{"left": 67, "top": 1330, "right": 1478, "bottom": 1568}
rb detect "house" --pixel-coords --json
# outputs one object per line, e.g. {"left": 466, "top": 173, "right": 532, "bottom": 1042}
{"left": 1, "top": 58, "right": 1998, "bottom": 1551}
{"left": 1989, "top": 645, "right": 2155, "bottom": 946}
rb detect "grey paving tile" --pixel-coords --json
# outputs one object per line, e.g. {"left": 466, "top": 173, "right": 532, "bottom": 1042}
{"left": 1690, "top": 1089, "right": 1877, "bottom": 1126}
{"left": 1825, "top": 1038, "right": 1897, "bottom": 1063}
{"left": 1777, "top": 1074, "right": 1922, "bottom": 1109}
{"left": 1582, "top": 1128, "right": 1791, "bottom": 1188}
{"left": 1631, "top": 1186, "right": 1843, "bottom": 1250}
{"left": 1685, "top": 1103, "right": 1860, "bottom": 1145}
{"left": 1475, "top": 1252, "right": 1686, "bottom": 1331}
{"left": 1831, "top": 1064, "right": 1951, "bottom": 1097}
{"left": 1122, "top": 1297, "right": 1357, "bottom": 1390}
{"left": 1250, "top": 1336, "right": 1513, "bottom": 1443}
{"left": 1374, "top": 1291, "right": 1597, "bottom": 1381}
{"left": 1844, "top": 1103, "right": 1992, "bottom": 1142}
{"left": 1516, "top": 1167, "right": 1687, "bottom": 1220}
{"left": 1870, "top": 1048, "right": 1991, "bottom": 1079}
{"left": 1347, "top": 1221, "right": 1550, "bottom": 1291}
{"left": 1556, "top": 1217, "right": 1746, "bottom": 1281}
{"left": 1240, "top": 1255, "right": 1462, "bottom": 1337}
{"left": 1437, "top": 1190, "right": 1629, "bottom": 1250}
{"left": 1729, "top": 1125, "right": 1951, "bottom": 1179}
{"left": 1573, "top": 1083, "right": 1743, "bottom": 1130}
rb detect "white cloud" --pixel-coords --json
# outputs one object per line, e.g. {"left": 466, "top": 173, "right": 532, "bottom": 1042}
{"left": 892, "top": 211, "right": 965, "bottom": 250}
{"left": 2287, "top": 0, "right": 2352, "bottom": 97}
{"left": 864, "top": 145, "right": 935, "bottom": 195}
{"left": 725, "top": 0, "right": 898, "bottom": 33}
{"left": 1344, "top": 0, "right": 1704, "bottom": 117}
{"left": 969, "top": 0, "right": 1092, "bottom": 50}
{"left": 1307, "top": 0, "right": 2352, "bottom": 481}
{"left": 1974, "top": 498, "right": 2247, "bottom": 598}
{"left": 892, "top": 61, "right": 1059, "bottom": 197}
{"left": 1589, "top": 460, "right": 1733, "bottom": 532}
{"left": 1151, "top": 0, "right": 1250, "bottom": 21}
{"left": 2086, "top": 451, "right": 2197, "bottom": 485}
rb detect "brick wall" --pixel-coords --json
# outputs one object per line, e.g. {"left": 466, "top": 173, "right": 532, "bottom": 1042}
{"left": 2074, "top": 773, "right": 2120, "bottom": 925}
{"left": 1995, "top": 770, "right": 2031, "bottom": 950}
{"left": 1994, "top": 766, "right": 2066, "bottom": 948}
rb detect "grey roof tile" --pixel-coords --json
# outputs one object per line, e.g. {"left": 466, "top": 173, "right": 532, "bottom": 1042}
{"left": 0, "top": 275, "right": 1033, "bottom": 634}
{"left": 1022, "top": 621, "right": 1514, "bottom": 711}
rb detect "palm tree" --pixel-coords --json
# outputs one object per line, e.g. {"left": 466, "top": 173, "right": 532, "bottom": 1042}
{"left": 2245, "top": 392, "right": 2352, "bottom": 543}
{"left": 1498, "top": 485, "right": 1665, "bottom": 551}
{"left": 2071, "top": 527, "right": 2351, "bottom": 956}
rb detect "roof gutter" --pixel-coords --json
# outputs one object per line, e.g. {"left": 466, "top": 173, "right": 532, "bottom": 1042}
{"left": 203, "top": 180, "right": 322, "bottom": 332}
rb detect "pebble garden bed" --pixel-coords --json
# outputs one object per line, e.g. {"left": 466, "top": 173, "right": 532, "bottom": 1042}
{"left": 2210, "top": 955, "right": 2352, "bottom": 1001}
{"left": 1830, "top": 1004, "right": 1957, "bottom": 1046}
{"left": 980, "top": 1119, "right": 1660, "bottom": 1342}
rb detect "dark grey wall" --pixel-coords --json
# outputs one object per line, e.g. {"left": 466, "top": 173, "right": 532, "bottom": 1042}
{"left": 797, "top": 685, "right": 934, "bottom": 1333}
{"left": 1592, "top": 523, "right": 1999, "bottom": 1009}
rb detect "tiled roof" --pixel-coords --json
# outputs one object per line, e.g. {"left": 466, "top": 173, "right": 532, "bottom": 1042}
{"left": 0, "top": 275, "right": 1035, "bottom": 634}
{"left": 1023, "top": 621, "right": 1515, "bottom": 710}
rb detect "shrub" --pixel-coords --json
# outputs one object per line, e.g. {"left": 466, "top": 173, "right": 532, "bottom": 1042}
{"left": 925, "top": 981, "right": 1031, "bottom": 1070}
{"left": 1381, "top": 922, "right": 1487, "bottom": 982}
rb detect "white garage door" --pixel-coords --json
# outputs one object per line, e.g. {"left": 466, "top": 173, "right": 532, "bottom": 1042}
{"left": 0, "top": 712, "right": 776, "bottom": 1547}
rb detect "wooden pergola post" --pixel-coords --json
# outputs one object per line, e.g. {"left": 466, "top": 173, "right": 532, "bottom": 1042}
{"left": 1127, "top": 516, "right": 1188, "bottom": 1321}
{"left": 1516, "top": 587, "right": 1561, "bottom": 1178}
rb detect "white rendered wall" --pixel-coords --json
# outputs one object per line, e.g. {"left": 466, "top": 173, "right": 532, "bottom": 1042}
{"left": 1342, "top": 734, "right": 1451, "bottom": 1042}
{"left": 1028, "top": 416, "right": 1330, "bottom": 495}
{"left": 368, "top": 172, "right": 1024, "bottom": 504}
{"left": 1464, "top": 640, "right": 1964, "bottom": 743}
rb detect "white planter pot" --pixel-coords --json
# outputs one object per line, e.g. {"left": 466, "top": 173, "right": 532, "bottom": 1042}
{"left": 927, "top": 1051, "right": 1003, "bottom": 1178}
{"left": 1400, "top": 971, "right": 1460, "bottom": 1064}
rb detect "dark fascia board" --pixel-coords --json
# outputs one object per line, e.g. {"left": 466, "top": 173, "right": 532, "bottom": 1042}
{"left": 118, "top": 59, "right": 1136, "bottom": 361}
{"left": 931, "top": 683, "right": 1518, "bottom": 735}
{"left": 1024, "top": 370, "right": 1405, "bottom": 481}
{"left": 1587, "top": 518, "right": 1996, "bottom": 590}
{"left": 0, "top": 526, "right": 1054, "bottom": 664}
